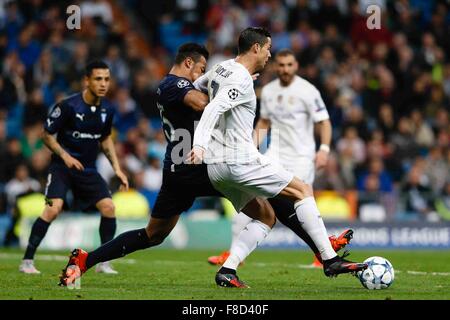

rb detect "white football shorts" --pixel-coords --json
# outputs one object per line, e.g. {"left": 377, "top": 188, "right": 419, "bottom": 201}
{"left": 207, "top": 155, "right": 294, "bottom": 212}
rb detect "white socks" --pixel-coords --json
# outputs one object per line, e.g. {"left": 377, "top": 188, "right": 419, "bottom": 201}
{"left": 231, "top": 212, "right": 252, "bottom": 248}
{"left": 294, "top": 196, "right": 337, "bottom": 261}
{"left": 223, "top": 219, "right": 271, "bottom": 270}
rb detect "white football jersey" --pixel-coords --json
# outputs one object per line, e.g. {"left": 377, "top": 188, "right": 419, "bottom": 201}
{"left": 193, "top": 59, "right": 260, "bottom": 164}
{"left": 260, "top": 75, "right": 329, "bottom": 166}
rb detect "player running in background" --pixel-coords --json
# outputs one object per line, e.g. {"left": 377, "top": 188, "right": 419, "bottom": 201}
{"left": 58, "top": 43, "right": 355, "bottom": 288}
{"left": 189, "top": 27, "right": 367, "bottom": 287}
{"left": 207, "top": 49, "right": 351, "bottom": 268}
{"left": 19, "top": 61, "right": 129, "bottom": 275}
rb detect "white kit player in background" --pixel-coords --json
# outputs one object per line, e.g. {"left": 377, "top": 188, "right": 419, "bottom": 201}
{"left": 188, "top": 27, "right": 367, "bottom": 287}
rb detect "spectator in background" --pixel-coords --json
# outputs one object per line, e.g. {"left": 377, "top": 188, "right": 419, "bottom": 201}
{"left": 125, "top": 137, "right": 148, "bottom": 174}
{"left": 12, "top": 23, "right": 41, "bottom": 71}
{"left": 65, "top": 41, "right": 89, "bottom": 92}
{"left": 3, "top": 162, "right": 41, "bottom": 246}
{"left": 376, "top": 103, "right": 396, "bottom": 140}
{"left": 357, "top": 173, "right": 387, "bottom": 222}
{"left": 0, "top": 75, "right": 18, "bottom": 111}
{"left": 147, "top": 128, "right": 166, "bottom": 165}
{"left": 424, "top": 146, "right": 449, "bottom": 195}
{"left": 432, "top": 107, "right": 449, "bottom": 133}
{"left": 337, "top": 126, "right": 366, "bottom": 187}
{"left": 0, "top": 116, "right": 7, "bottom": 179}
{"left": 130, "top": 69, "right": 159, "bottom": 119}
{"left": 2, "top": 51, "right": 27, "bottom": 105}
{"left": 314, "top": 151, "right": 346, "bottom": 191}
{"left": 104, "top": 44, "right": 130, "bottom": 86}
{"left": 357, "top": 157, "right": 393, "bottom": 193}
{"left": 435, "top": 181, "right": 450, "bottom": 221}
{"left": 28, "top": 148, "right": 50, "bottom": 189}
{"left": 342, "top": 105, "right": 370, "bottom": 141}
{"left": 80, "top": 0, "right": 113, "bottom": 26}
{"left": 410, "top": 109, "right": 435, "bottom": 149}
{"left": 22, "top": 87, "right": 47, "bottom": 128}
{"left": 4, "top": 163, "right": 40, "bottom": 211}
{"left": 112, "top": 86, "right": 141, "bottom": 140}
{"left": 20, "top": 123, "right": 43, "bottom": 159}
{"left": 2, "top": 137, "right": 25, "bottom": 183}
{"left": 401, "top": 163, "right": 439, "bottom": 222}
{"left": 143, "top": 154, "right": 162, "bottom": 193}
{"left": 391, "top": 116, "right": 420, "bottom": 168}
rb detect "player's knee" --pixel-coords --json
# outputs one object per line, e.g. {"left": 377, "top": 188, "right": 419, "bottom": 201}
{"left": 99, "top": 201, "right": 115, "bottom": 217}
{"left": 42, "top": 206, "right": 62, "bottom": 222}
{"left": 298, "top": 182, "right": 313, "bottom": 198}
{"left": 147, "top": 233, "right": 166, "bottom": 246}
{"left": 144, "top": 226, "right": 167, "bottom": 246}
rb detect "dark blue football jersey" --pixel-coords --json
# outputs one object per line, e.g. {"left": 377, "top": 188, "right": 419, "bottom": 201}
{"left": 156, "top": 74, "right": 201, "bottom": 169}
{"left": 44, "top": 93, "right": 115, "bottom": 169}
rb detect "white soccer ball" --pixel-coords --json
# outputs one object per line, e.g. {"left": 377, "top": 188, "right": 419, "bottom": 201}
{"left": 357, "top": 256, "right": 395, "bottom": 290}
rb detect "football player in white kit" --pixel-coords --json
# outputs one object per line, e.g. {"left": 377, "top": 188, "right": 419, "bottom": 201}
{"left": 188, "top": 27, "right": 367, "bottom": 287}
{"left": 207, "top": 48, "right": 353, "bottom": 268}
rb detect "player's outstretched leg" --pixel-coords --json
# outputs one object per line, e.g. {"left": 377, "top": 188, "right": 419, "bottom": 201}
{"left": 208, "top": 212, "right": 251, "bottom": 266}
{"left": 215, "top": 198, "right": 274, "bottom": 288}
{"left": 279, "top": 178, "right": 367, "bottom": 277}
{"left": 59, "top": 216, "right": 179, "bottom": 286}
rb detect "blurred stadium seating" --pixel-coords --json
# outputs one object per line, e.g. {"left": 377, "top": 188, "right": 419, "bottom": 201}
{"left": 0, "top": 0, "right": 449, "bottom": 247}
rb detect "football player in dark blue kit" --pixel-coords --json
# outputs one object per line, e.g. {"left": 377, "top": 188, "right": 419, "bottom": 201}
{"left": 59, "top": 44, "right": 354, "bottom": 288}
{"left": 20, "top": 61, "right": 129, "bottom": 275}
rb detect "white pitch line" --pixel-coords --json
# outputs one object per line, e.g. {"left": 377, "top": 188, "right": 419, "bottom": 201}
{"left": 149, "top": 260, "right": 450, "bottom": 277}
{"left": 0, "top": 253, "right": 135, "bottom": 264}
{"left": 2, "top": 253, "right": 450, "bottom": 276}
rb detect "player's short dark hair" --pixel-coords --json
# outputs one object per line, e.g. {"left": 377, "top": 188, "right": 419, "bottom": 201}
{"left": 238, "top": 27, "right": 271, "bottom": 55}
{"left": 85, "top": 60, "right": 110, "bottom": 77}
{"left": 174, "top": 43, "right": 209, "bottom": 65}
{"left": 275, "top": 48, "right": 296, "bottom": 59}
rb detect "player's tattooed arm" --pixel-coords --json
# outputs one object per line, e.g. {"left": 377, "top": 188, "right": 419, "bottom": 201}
{"left": 41, "top": 130, "right": 84, "bottom": 171}
{"left": 100, "top": 136, "right": 129, "bottom": 190}
{"left": 183, "top": 89, "right": 209, "bottom": 112}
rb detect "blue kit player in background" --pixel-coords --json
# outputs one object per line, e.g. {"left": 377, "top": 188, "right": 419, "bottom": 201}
{"left": 19, "top": 61, "right": 129, "bottom": 275}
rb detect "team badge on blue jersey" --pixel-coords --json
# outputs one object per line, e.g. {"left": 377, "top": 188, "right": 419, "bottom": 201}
{"left": 50, "top": 106, "right": 61, "bottom": 118}
{"left": 177, "top": 79, "right": 190, "bottom": 88}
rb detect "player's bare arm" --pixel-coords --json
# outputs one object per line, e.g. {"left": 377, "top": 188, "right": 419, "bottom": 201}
{"left": 100, "top": 135, "right": 129, "bottom": 191}
{"left": 183, "top": 89, "right": 209, "bottom": 112}
{"left": 315, "top": 119, "right": 332, "bottom": 170}
{"left": 41, "top": 130, "right": 84, "bottom": 171}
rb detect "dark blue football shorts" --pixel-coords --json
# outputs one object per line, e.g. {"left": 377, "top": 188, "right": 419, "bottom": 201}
{"left": 151, "top": 164, "right": 223, "bottom": 219}
{"left": 45, "top": 162, "right": 111, "bottom": 212}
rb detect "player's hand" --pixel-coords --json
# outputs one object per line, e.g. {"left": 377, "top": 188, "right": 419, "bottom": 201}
{"left": 116, "top": 170, "right": 129, "bottom": 191}
{"left": 186, "top": 146, "right": 205, "bottom": 164}
{"left": 315, "top": 150, "right": 329, "bottom": 170}
{"left": 61, "top": 153, "right": 84, "bottom": 171}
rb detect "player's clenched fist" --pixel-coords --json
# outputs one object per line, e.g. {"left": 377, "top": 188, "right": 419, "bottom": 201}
{"left": 186, "top": 146, "right": 205, "bottom": 164}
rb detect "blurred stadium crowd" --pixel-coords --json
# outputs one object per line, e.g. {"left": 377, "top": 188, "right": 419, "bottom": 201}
{"left": 0, "top": 0, "right": 449, "bottom": 233}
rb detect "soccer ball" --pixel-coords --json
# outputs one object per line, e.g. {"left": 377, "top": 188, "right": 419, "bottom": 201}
{"left": 357, "top": 256, "right": 394, "bottom": 290}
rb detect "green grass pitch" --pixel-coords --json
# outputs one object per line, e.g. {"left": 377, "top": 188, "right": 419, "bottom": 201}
{"left": 1, "top": 248, "right": 449, "bottom": 300}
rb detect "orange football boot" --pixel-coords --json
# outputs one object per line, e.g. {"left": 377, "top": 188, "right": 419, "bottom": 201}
{"left": 312, "top": 229, "right": 354, "bottom": 268}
